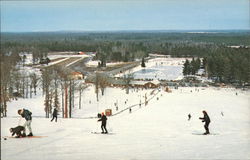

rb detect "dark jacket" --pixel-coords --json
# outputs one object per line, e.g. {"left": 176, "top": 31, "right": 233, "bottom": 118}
{"left": 52, "top": 108, "right": 58, "bottom": 117}
{"left": 200, "top": 114, "right": 210, "bottom": 124}
{"left": 98, "top": 115, "right": 107, "bottom": 125}
{"left": 10, "top": 126, "right": 25, "bottom": 136}
{"left": 21, "top": 109, "right": 32, "bottom": 121}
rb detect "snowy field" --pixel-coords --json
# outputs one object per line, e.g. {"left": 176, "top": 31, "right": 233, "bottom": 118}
{"left": 1, "top": 86, "right": 250, "bottom": 160}
{"left": 116, "top": 58, "right": 189, "bottom": 80}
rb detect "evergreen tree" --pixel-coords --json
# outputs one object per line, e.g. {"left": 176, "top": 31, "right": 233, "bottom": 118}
{"left": 183, "top": 59, "right": 190, "bottom": 76}
{"left": 141, "top": 58, "right": 146, "bottom": 67}
{"left": 190, "top": 58, "right": 196, "bottom": 75}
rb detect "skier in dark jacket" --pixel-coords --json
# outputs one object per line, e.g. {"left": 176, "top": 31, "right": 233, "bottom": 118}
{"left": 18, "top": 108, "right": 33, "bottom": 136}
{"left": 97, "top": 112, "right": 108, "bottom": 134}
{"left": 188, "top": 114, "right": 191, "bottom": 121}
{"left": 51, "top": 108, "right": 58, "bottom": 122}
{"left": 199, "top": 110, "right": 211, "bottom": 135}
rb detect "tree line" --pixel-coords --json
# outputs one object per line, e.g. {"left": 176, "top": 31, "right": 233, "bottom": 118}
{"left": 182, "top": 47, "right": 250, "bottom": 85}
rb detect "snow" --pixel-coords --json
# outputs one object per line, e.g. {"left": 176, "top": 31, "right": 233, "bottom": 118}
{"left": 116, "top": 58, "right": 190, "bottom": 80}
{"left": 1, "top": 86, "right": 250, "bottom": 160}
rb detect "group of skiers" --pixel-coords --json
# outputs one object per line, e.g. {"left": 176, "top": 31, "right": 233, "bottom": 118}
{"left": 11, "top": 107, "right": 211, "bottom": 137}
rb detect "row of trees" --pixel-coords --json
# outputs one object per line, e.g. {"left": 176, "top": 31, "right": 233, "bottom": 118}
{"left": 183, "top": 58, "right": 201, "bottom": 76}
{"left": 41, "top": 66, "right": 89, "bottom": 118}
{"left": 182, "top": 47, "right": 250, "bottom": 85}
{"left": 0, "top": 50, "right": 89, "bottom": 117}
{"left": 204, "top": 48, "right": 250, "bottom": 84}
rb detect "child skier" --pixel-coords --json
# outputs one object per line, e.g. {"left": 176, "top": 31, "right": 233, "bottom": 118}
{"left": 199, "top": 110, "right": 211, "bottom": 135}
{"left": 51, "top": 108, "right": 58, "bottom": 122}
{"left": 97, "top": 112, "right": 108, "bottom": 134}
{"left": 18, "top": 108, "right": 33, "bottom": 136}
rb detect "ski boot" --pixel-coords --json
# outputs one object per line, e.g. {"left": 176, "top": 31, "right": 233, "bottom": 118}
{"left": 27, "top": 133, "right": 33, "bottom": 137}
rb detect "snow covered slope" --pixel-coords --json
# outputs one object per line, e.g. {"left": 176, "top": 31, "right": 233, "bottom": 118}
{"left": 1, "top": 87, "right": 250, "bottom": 160}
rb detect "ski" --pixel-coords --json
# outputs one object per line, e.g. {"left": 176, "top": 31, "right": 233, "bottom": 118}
{"left": 3, "top": 136, "right": 47, "bottom": 139}
{"left": 192, "top": 133, "right": 219, "bottom": 135}
{"left": 91, "top": 132, "right": 114, "bottom": 135}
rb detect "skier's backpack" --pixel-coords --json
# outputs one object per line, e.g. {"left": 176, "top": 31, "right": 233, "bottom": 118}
{"left": 97, "top": 113, "right": 101, "bottom": 118}
{"left": 26, "top": 109, "right": 32, "bottom": 115}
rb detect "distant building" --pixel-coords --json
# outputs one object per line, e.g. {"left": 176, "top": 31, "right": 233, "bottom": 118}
{"left": 144, "top": 80, "right": 160, "bottom": 88}
{"left": 131, "top": 80, "right": 160, "bottom": 88}
{"left": 78, "top": 51, "right": 86, "bottom": 55}
{"left": 70, "top": 71, "right": 84, "bottom": 80}
{"left": 227, "top": 45, "right": 249, "bottom": 49}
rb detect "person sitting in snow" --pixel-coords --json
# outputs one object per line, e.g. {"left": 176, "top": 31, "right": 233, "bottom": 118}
{"left": 199, "top": 110, "right": 211, "bottom": 135}
{"left": 97, "top": 112, "right": 108, "bottom": 134}
{"left": 9, "top": 126, "right": 25, "bottom": 138}
{"left": 51, "top": 108, "right": 58, "bottom": 122}
{"left": 18, "top": 108, "right": 33, "bottom": 136}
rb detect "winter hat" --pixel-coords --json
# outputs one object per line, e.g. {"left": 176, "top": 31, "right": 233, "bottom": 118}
{"left": 18, "top": 109, "right": 22, "bottom": 115}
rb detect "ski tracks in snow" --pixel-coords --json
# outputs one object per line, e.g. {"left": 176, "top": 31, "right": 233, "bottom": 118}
{"left": 3, "top": 128, "right": 77, "bottom": 158}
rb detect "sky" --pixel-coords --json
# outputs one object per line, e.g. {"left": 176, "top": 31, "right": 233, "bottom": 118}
{"left": 1, "top": 0, "right": 250, "bottom": 32}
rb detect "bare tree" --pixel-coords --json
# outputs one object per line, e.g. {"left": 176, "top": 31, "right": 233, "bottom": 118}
{"left": 95, "top": 72, "right": 100, "bottom": 102}
{"left": 0, "top": 49, "right": 21, "bottom": 117}
{"left": 78, "top": 83, "right": 88, "bottom": 109}
{"left": 124, "top": 73, "right": 134, "bottom": 94}
{"left": 30, "top": 73, "right": 39, "bottom": 96}
{"left": 12, "top": 70, "right": 21, "bottom": 93}
{"left": 99, "top": 73, "right": 109, "bottom": 96}
{"left": 41, "top": 68, "right": 53, "bottom": 118}
{"left": 57, "top": 67, "right": 70, "bottom": 118}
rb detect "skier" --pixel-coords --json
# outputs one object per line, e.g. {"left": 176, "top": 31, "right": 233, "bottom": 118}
{"left": 199, "top": 110, "right": 211, "bottom": 135}
{"left": 97, "top": 112, "right": 108, "bottom": 134}
{"left": 51, "top": 108, "right": 58, "bottom": 122}
{"left": 18, "top": 108, "right": 33, "bottom": 136}
{"left": 9, "top": 126, "right": 25, "bottom": 138}
{"left": 221, "top": 111, "right": 224, "bottom": 116}
{"left": 188, "top": 114, "right": 191, "bottom": 121}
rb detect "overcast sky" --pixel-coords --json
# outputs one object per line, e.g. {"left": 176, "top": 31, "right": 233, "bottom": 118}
{"left": 1, "top": 0, "right": 249, "bottom": 32}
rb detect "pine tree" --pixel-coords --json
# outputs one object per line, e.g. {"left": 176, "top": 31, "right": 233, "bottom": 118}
{"left": 190, "top": 57, "right": 196, "bottom": 75}
{"left": 183, "top": 59, "right": 190, "bottom": 76}
{"left": 141, "top": 58, "right": 146, "bottom": 67}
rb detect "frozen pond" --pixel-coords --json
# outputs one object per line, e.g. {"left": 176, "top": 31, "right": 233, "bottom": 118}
{"left": 133, "top": 65, "right": 183, "bottom": 80}
{"left": 118, "top": 57, "right": 188, "bottom": 80}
